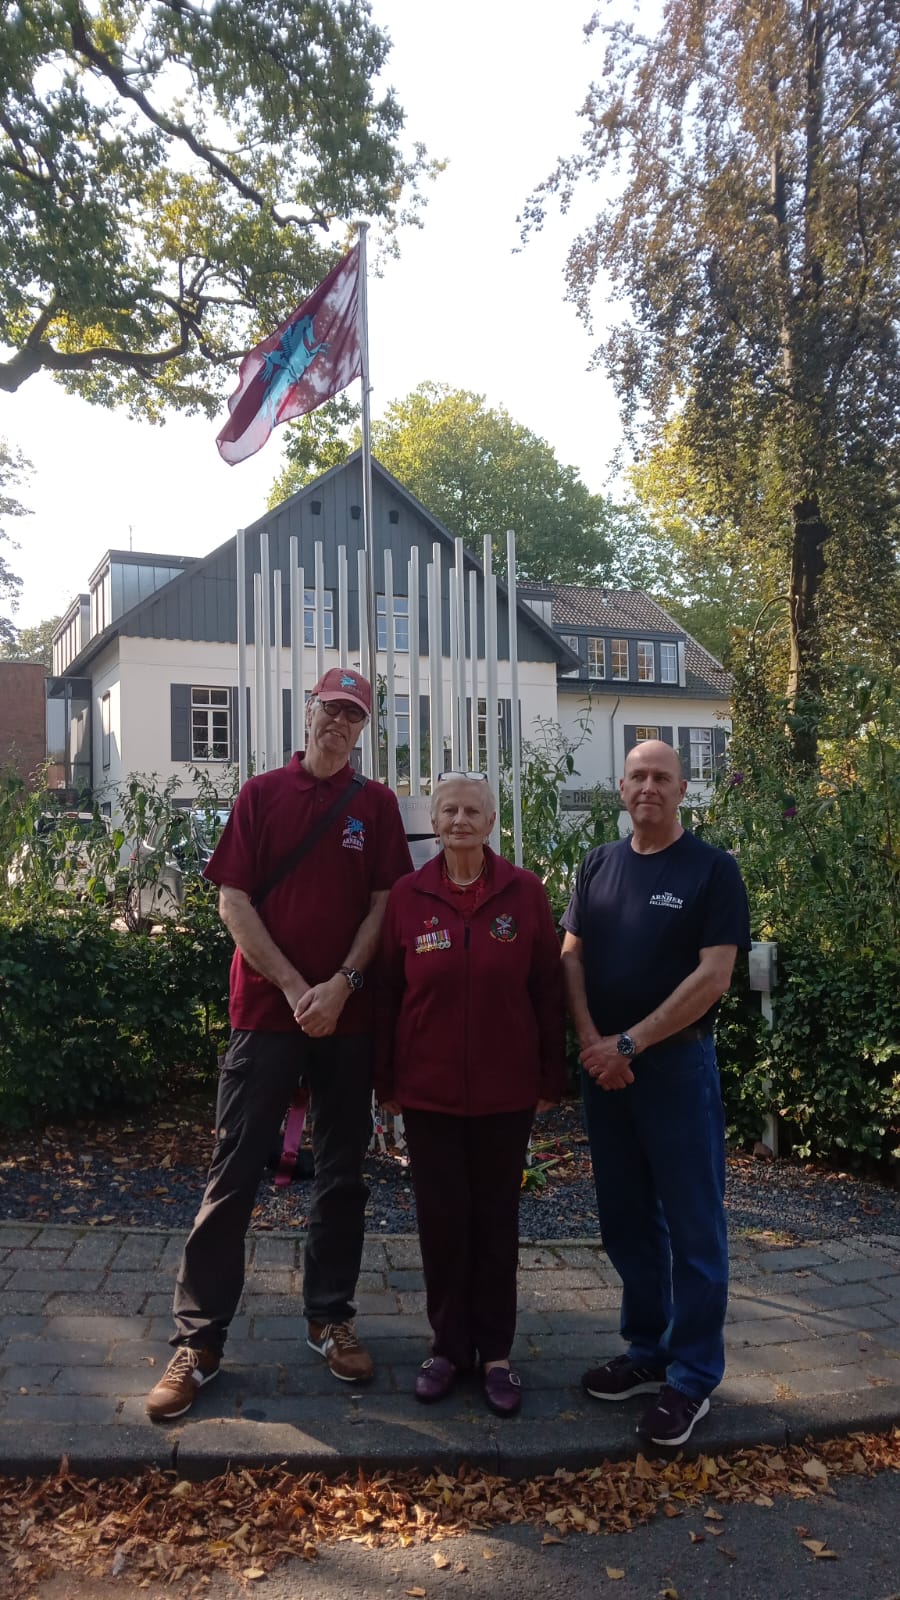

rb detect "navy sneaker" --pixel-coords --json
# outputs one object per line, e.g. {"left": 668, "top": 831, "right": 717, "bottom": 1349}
{"left": 637, "top": 1383, "right": 710, "bottom": 1446}
{"left": 582, "top": 1353, "right": 666, "bottom": 1400}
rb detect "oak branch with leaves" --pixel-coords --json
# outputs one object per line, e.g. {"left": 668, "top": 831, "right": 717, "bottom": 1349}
{"left": 0, "top": 0, "right": 437, "bottom": 419}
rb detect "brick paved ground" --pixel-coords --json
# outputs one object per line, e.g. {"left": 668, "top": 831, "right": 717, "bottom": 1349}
{"left": 0, "top": 1222, "right": 898, "bottom": 1479}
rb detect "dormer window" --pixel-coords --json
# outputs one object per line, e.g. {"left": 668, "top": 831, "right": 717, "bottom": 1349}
{"left": 587, "top": 637, "right": 605, "bottom": 678}
{"left": 637, "top": 641, "right": 655, "bottom": 682}
{"left": 611, "top": 638, "right": 629, "bottom": 679}
{"left": 660, "top": 642, "right": 678, "bottom": 684}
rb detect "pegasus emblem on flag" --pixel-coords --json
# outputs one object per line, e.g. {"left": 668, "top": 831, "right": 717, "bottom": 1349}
{"left": 260, "top": 315, "right": 328, "bottom": 425}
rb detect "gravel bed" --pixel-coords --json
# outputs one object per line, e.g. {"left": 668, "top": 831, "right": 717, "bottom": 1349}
{"left": 1, "top": 1101, "right": 898, "bottom": 1242}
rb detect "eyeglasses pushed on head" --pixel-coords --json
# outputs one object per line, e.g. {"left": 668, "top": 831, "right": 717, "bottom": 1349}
{"left": 437, "top": 770, "right": 488, "bottom": 783}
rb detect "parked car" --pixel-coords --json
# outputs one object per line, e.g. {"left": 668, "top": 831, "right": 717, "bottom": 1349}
{"left": 6, "top": 811, "right": 116, "bottom": 898}
{"left": 125, "top": 807, "right": 229, "bottom": 930}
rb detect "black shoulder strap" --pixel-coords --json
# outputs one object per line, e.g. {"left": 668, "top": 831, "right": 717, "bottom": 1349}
{"left": 251, "top": 771, "right": 367, "bottom": 908}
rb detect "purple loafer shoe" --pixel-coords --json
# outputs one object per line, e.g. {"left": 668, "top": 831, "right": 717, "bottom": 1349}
{"left": 414, "top": 1355, "right": 457, "bottom": 1403}
{"left": 483, "top": 1365, "right": 522, "bottom": 1416}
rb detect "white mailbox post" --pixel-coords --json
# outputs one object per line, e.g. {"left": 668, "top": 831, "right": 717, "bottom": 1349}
{"left": 749, "top": 940, "right": 778, "bottom": 1154}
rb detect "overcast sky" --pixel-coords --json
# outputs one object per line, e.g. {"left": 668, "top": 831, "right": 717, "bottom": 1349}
{"left": 1, "top": 0, "right": 627, "bottom": 630}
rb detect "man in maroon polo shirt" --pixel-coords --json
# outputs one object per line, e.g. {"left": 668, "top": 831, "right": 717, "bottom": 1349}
{"left": 146, "top": 669, "right": 413, "bottom": 1421}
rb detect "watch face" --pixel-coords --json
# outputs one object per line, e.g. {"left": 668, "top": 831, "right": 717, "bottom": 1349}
{"left": 344, "top": 968, "right": 363, "bottom": 991}
{"left": 617, "top": 1034, "right": 635, "bottom": 1058}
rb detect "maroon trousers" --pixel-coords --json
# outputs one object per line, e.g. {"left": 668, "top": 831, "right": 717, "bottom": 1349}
{"left": 402, "top": 1107, "right": 534, "bottom": 1368}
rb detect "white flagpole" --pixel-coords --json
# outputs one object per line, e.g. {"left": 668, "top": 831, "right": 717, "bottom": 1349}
{"left": 236, "top": 528, "right": 249, "bottom": 786}
{"left": 357, "top": 221, "right": 379, "bottom": 780}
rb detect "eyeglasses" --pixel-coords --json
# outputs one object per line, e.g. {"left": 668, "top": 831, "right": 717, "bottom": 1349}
{"left": 319, "top": 699, "right": 368, "bottom": 724}
{"left": 437, "top": 770, "right": 488, "bottom": 782}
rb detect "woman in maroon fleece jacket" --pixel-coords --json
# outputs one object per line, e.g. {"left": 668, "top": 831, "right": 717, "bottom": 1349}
{"left": 376, "top": 773, "right": 566, "bottom": 1416}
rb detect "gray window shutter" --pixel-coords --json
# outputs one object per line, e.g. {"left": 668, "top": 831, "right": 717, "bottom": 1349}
{"left": 171, "top": 684, "right": 191, "bottom": 761}
{"left": 500, "top": 698, "right": 512, "bottom": 760}
{"left": 713, "top": 727, "right": 728, "bottom": 771}
{"left": 623, "top": 724, "right": 638, "bottom": 758}
{"left": 229, "top": 686, "right": 239, "bottom": 763}
{"left": 660, "top": 726, "right": 674, "bottom": 746}
{"left": 282, "top": 687, "right": 292, "bottom": 762}
{"left": 677, "top": 726, "right": 692, "bottom": 776}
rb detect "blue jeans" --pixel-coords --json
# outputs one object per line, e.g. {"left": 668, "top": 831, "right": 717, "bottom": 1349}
{"left": 581, "top": 1034, "right": 728, "bottom": 1400}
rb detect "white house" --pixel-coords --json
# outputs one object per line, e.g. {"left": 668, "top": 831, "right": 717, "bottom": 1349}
{"left": 519, "top": 584, "right": 732, "bottom": 806}
{"left": 48, "top": 457, "right": 731, "bottom": 815}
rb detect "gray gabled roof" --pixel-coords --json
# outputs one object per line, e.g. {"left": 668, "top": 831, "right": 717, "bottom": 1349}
{"left": 59, "top": 455, "right": 580, "bottom": 675}
{"left": 544, "top": 584, "right": 731, "bottom": 698}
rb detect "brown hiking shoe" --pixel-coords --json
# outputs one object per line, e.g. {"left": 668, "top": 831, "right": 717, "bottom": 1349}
{"left": 146, "top": 1345, "right": 220, "bottom": 1421}
{"left": 307, "top": 1320, "right": 374, "bottom": 1383}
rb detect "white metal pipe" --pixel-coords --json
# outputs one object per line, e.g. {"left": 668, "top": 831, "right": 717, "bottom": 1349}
{"left": 314, "top": 540, "right": 326, "bottom": 684}
{"left": 289, "top": 539, "right": 305, "bottom": 753}
{"left": 384, "top": 548, "right": 397, "bottom": 792}
{"left": 236, "top": 528, "right": 248, "bottom": 786}
{"left": 454, "top": 538, "right": 467, "bottom": 767}
{"left": 449, "top": 583, "right": 460, "bottom": 769}
{"left": 506, "top": 528, "right": 523, "bottom": 867}
{"left": 260, "top": 533, "right": 274, "bottom": 771}
{"left": 428, "top": 545, "right": 443, "bottom": 788}
{"left": 253, "top": 572, "right": 264, "bottom": 773}
{"left": 483, "top": 536, "right": 500, "bottom": 852}
{"left": 338, "top": 545, "right": 349, "bottom": 670}
{"left": 273, "top": 568, "right": 283, "bottom": 767}
{"left": 468, "top": 567, "right": 479, "bottom": 769}
{"left": 408, "top": 547, "right": 421, "bottom": 797}
{"left": 356, "top": 546, "right": 372, "bottom": 776}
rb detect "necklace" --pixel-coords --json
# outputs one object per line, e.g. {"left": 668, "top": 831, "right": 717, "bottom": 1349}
{"left": 445, "top": 859, "right": 486, "bottom": 888}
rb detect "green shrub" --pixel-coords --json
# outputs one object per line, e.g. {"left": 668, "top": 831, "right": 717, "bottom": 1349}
{"left": 0, "top": 887, "right": 231, "bottom": 1130}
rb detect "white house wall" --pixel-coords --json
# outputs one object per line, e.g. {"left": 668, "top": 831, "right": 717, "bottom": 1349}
{"left": 558, "top": 688, "right": 731, "bottom": 796}
{"left": 104, "top": 636, "right": 559, "bottom": 801}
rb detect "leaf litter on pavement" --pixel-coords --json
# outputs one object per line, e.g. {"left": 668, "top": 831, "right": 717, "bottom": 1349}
{"left": 0, "top": 1428, "right": 896, "bottom": 1594}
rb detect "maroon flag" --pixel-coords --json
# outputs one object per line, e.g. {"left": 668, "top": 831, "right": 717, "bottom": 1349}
{"left": 216, "top": 245, "right": 361, "bottom": 466}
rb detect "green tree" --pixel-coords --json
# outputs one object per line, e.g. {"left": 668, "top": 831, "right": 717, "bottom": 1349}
{"left": 0, "top": 439, "right": 31, "bottom": 645}
{"left": 0, "top": 1, "right": 436, "bottom": 418}
{"left": 271, "top": 382, "right": 622, "bottom": 583}
{"left": 525, "top": 0, "right": 900, "bottom": 760}
{"left": 0, "top": 613, "right": 60, "bottom": 670}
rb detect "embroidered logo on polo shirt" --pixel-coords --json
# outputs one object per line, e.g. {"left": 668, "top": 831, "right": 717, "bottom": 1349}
{"left": 415, "top": 927, "right": 451, "bottom": 953}
{"left": 649, "top": 891, "right": 684, "bottom": 910}
{"left": 342, "top": 816, "right": 365, "bottom": 851}
{"left": 490, "top": 913, "right": 517, "bottom": 942}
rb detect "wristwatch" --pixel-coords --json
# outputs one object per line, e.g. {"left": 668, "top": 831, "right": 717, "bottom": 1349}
{"left": 339, "top": 967, "right": 364, "bottom": 993}
{"left": 616, "top": 1033, "right": 637, "bottom": 1058}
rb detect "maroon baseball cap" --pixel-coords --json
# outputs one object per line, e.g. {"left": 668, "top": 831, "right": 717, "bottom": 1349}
{"left": 311, "top": 667, "right": 372, "bottom": 716}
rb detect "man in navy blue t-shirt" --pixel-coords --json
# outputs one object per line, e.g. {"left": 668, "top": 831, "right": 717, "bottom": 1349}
{"left": 561, "top": 740, "right": 750, "bottom": 1447}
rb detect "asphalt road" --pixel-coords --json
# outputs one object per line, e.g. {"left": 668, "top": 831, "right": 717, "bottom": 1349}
{"left": 23, "top": 1466, "right": 900, "bottom": 1600}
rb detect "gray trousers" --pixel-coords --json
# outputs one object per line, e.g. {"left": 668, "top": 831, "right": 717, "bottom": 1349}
{"left": 172, "top": 1028, "right": 373, "bottom": 1350}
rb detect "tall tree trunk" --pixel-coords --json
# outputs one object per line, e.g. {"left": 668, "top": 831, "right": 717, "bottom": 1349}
{"left": 787, "top": 492, "right": 830, "bottom": 764}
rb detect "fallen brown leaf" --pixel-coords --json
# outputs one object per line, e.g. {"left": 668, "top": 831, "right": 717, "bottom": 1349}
{"left": 606, "top": 1568, "right": 625, "bottom": 1580}
{"left": 801, "top": 1539, "right": 838, "bottom": 1560}
{"left": 689, "top": 1531, "right": 704, "bottom": 1544}
{"left": 432, "top": 1553, "right": 450, "bottom": 1569}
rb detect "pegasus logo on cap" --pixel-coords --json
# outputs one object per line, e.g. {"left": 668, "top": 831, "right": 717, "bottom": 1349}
{"left": 340, "top": 674, "right": 357, "bottom": 688}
